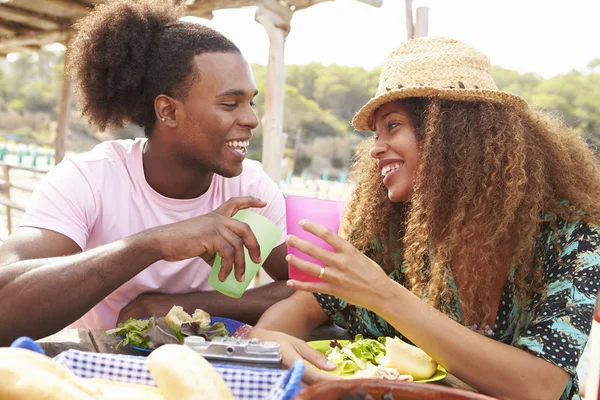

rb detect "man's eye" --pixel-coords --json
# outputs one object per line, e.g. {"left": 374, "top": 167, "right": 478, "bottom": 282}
{"left": 250, "top": 101, "right": 256, "bottom": 107}
{"left": 222, "top": 103, "right": 237, "bottom": 108}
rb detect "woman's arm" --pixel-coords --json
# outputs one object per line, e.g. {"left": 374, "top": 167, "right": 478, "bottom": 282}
{"left": 374, "top": 280, "right": 569, "bottom": 400}
{"left": 285, "top": 220, "right": 572, "bottom": 400}
{"left": 248, "top": 291, "right": 337, "bottom": 384}
{"left": 254, "top": 291, "right": 328, "bottom": 339}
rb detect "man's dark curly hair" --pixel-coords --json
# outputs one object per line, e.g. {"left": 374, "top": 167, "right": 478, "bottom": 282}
{"left": 67, "top": 0, "right": 240, "bottom": 136}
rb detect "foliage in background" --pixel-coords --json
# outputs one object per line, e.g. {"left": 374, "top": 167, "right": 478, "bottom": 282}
{"left": 0, "top": 47, "right": 599, "bottom": 171}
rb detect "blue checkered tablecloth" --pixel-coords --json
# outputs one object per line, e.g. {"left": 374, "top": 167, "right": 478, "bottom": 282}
{"left": 52, "top": 349, "right": 304, "bottom": 400}
{"left": 9, "top": 337, "right": 303, "bottom": 400}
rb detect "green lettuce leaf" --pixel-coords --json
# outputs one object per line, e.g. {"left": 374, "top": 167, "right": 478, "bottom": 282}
{"left": 324, "top": 334, "right": 387, "bottom": 374}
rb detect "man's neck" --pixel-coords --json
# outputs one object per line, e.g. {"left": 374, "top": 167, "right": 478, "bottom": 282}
{"left": 142, "top": 138, "right": 213, "bottom": 199}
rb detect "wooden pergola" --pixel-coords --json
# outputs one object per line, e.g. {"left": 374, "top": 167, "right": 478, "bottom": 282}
{"left": 0, "top": 0, "right": 343, "bottom": 182}
{"left": 0, "top": 0, "right": 429, "bottom": 285}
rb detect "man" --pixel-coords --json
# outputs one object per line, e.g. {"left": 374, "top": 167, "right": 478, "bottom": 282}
{"left": 0, "top": 0, "right": 292, "bottom": 345}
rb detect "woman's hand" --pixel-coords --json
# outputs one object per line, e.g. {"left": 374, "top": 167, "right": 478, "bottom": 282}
{"left": 248, "top": 327, "right": 338, "bottom": 384}
{"left": 285, "top": 219, "right": 393, "bottom": 311}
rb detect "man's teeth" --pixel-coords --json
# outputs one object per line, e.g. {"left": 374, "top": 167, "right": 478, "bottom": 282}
{"left": 226, "top": 140, "right": 249, "bottom": 149}
{"left": 381, "top": 162, "right": 403, "bottom": 177}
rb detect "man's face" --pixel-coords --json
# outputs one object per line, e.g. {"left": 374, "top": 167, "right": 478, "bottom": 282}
{"left": 175, "top": 52, "right": 259, "bottom": 177}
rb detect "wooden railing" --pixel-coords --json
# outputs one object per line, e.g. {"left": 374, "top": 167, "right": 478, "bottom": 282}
{"left": 0, "top": 162, "right": 48, "bottom": 237}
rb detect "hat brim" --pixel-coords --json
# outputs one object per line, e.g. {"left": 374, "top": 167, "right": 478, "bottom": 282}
{"left": 351, "top": 87, "right": 528, "bottom": 132}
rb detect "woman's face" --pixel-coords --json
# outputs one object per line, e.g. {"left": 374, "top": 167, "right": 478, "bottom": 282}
{"left": 369, "top": 100, "right": 420, "bottom": 203}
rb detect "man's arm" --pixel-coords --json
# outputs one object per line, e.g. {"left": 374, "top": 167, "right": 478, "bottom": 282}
{"left": 0, "top": 196, "right": 267, "bottom": 345}
{"left": 118, "top": 281, "right": 294, "bottom": 325}
{"left": 0, "top": 227, "right": 162, "bottom": 345}
{"left": 117, "top": 243, "right": 295, "bottom": 325}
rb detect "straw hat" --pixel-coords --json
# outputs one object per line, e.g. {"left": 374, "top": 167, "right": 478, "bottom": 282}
{"left": 351, "top": 37, "right": 528, "bottom": 132}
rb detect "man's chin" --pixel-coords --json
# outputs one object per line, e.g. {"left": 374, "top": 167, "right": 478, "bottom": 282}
{"left": 217, "top": 165, "right": 244, "bottom": 178}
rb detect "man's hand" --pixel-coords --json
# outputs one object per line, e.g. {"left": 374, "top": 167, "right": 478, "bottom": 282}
{"left": 140, "top": 196, "right": 266, "bottom": 282}
{"left": 117, "top": 293, "right": 156, "bottom": 322}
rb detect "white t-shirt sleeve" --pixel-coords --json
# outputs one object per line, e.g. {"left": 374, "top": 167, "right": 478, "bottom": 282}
{"left": 251, "top": 168, "right": 286, "bottom": 247}
{"left": 20, "top": 159, "right": 97, "bottom": 250}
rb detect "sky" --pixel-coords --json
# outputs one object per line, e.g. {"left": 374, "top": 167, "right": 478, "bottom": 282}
{"left": 187, "top": 0, "right": 600, "bottom": 78}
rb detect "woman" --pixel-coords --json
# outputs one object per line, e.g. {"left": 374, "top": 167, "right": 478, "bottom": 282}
{"left": 250, "top": 37, "right": 600, "bottom": 400}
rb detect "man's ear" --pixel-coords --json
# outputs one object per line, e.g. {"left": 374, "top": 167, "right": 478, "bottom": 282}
{"left": 154, "top": 94, "right": 181, "bottom": 127}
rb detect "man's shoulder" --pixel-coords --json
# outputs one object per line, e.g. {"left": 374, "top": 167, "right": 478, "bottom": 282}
{"left": 67, "top": 138, "right": 142, "bottom": 167}
{"left": 42, "top": 138, "right": 143, "bottom": 188}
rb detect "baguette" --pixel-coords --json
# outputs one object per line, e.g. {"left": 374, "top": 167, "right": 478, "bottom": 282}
{"left": 378, "top": 337, "right": 438, "bottom": 380}
{"left": 148, "top": 344, "right": 234, "bottom": 400}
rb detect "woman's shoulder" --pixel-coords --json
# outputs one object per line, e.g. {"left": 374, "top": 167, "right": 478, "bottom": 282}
{"left": 542, "top": 217, "right": 600, "bottom": 254}
{"left": 538, "top": 216, "right": 600, "bottom": 285}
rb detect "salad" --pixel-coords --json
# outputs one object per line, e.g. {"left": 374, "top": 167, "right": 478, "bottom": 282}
{"left": 316, "top": 334, "right": 437, "bottom": 381}
{"left": 317, "top": 335, "right": 387, "bottom": 376}
{"left": 106, "top": 306, "right": 229, "bottom": 350}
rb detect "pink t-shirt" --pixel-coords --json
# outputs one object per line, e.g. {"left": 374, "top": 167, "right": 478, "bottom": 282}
{"left": 20, "top": 138, "right": 286, "bottom": 329}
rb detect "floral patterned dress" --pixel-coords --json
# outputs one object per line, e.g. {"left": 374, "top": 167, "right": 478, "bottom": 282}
{"left": 314, "top": 219, "right": 600, "bottom": 399}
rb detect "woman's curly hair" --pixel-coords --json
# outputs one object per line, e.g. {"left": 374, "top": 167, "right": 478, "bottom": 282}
{"left": 344, "top": 98, "right": 600, "bottom": 327}
{"left": 67, "top": 0, "right": 240, "bottom": 135}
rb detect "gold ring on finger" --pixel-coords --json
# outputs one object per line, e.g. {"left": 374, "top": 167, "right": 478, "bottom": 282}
{"left": 318, "top": 266, "right": 325, "bottom": 279}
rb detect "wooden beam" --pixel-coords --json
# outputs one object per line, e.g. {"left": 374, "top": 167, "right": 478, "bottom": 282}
{"left": 0, "top": 25, "right": 15, "bottom": 38}
{"left": 184, "top": 10, "right": 215, "bottom": 20}
{"left": 285, "top": 0, "right": 332, "bottom": 11}
{"left": 2, "top": 44, "right": 33, "bottom": 53}
{"left": 0, "top": 5, "right": 62, "bottom": 31}
{"left": 11, "top": 0, "right": 91, "bottom": 19}
{"left": 38, "top": 0, "right": 91, "bottom": 14}
{"left": 0, "top": 30, "right": 67, "bottom": 50}
{"left": 185, "top": 0, "right": 257, "bottom": 15}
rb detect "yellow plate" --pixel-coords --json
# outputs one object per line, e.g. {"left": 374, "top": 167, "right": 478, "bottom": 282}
{"left": 307, "top": 340, "right": 447, "bottom": 383}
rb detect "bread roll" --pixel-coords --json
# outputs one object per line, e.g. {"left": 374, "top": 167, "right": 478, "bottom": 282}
{"left": 148, "top": 344, "right": 234, "bottom": 400}
{"left": 378, "top": 337, "right": 438, "bottom": 380}
{"left": 0, "top": 358, "right": 97, "bottom": 400}
{"left": 87, "top": 378, "right": 164, "bottom": 400}
{"left": 0, "top": 347, "right": 98, "bottom": 399}
{"left": 165, "top": 305, "right": 193, "bottom": 326}
{"left": 192, "top": 308, "right": 211, "bottom": 327}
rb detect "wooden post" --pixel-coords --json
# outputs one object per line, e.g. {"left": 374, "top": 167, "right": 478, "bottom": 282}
{"left": 54, "top": 32, "right": 74, "bottom": 165}
{"left": 2, "top": 164, "right": 11, "bottom": 234}
{"left": 255, "top": 1, "right": 292, "bottom": 185}
{"left": 415, "top": 6, "right": 429, "bottom": 37}
{"left": 405, "top": 0, "right": 414, "bottom": 40}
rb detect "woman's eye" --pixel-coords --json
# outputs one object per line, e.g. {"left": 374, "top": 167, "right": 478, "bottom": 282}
{"left": 250, "top": 101, "right": 256, "bottom": 107}
{"left": 388, "top": 122, "right": 400, "bottom": 131}
{"left": 222, "top": 103, "right": 237, "bottom": 108}
{"left": 373, "top": 133, "right": 380, "bottom": 140}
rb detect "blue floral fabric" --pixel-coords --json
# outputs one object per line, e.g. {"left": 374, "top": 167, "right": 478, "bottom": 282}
{"left": 314, "top": 219, "right": 600, "bottom": 399}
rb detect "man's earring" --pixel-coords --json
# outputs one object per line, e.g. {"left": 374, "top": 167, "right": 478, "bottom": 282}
{"left": 161, "top": 117, "right": 166, "bottom": 122}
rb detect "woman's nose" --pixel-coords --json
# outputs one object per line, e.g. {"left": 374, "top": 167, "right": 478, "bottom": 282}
{"left": 369, "top": 139, "right": 387, "bottom": 159}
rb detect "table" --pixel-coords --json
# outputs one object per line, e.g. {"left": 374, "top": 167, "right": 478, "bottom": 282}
{"left": 36, "top": 324, "right": 475, "bottom": 392}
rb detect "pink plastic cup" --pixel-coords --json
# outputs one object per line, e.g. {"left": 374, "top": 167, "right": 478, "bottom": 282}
{"left": 285, "top": 196, "right": 345, "bottom": 282}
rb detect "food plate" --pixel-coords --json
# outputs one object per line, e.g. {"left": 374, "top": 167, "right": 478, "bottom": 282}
{"left": 127, "top": 316, "right": 245, "bottom": 353}
{"left": 307, "top": 340, "right": 447, "bottom": 383}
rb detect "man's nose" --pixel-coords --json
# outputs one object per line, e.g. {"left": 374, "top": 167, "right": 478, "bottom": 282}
{"left": 241, "top": 106, "right": 259, "bottom": 130}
